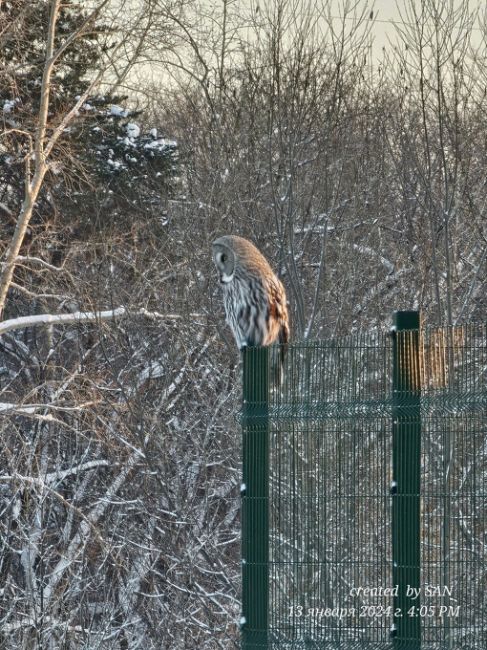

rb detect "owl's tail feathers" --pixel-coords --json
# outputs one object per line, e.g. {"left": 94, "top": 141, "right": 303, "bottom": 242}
{"left": 274, "top": 322, "right": 290, "bottom": 387}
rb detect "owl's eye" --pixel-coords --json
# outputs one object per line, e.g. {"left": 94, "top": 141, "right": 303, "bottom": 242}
{"left": 221, "top": 253, "right": 227, "bottom": 263}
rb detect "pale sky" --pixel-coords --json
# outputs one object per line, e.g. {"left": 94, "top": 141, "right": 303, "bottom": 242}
{"left": 364, "top": 0, "right": 483, "bottom": 53}
{"left": 130, "top": 0, "right": 484, "bottom": 90}
{"left": 239, "top": 1, "right": 484, "bottom": 60}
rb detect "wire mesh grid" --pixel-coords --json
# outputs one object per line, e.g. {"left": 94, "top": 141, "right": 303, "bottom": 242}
{"left": 240, "top": 320, "right": 487, "bottom": 650}
{"left": 418, "top": 324, "right": 487, "bottom": 649}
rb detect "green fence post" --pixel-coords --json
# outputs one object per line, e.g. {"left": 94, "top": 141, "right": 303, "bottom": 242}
{"left": 241, "top": 346, "right": 269, "bottom": 650}
{"left": 391, "top": 311, "right": 421, "bottom": 650}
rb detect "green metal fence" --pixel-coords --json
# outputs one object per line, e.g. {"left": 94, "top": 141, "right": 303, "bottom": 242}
{"left": 240, "top": 312, "right": 487, "bottom": 650}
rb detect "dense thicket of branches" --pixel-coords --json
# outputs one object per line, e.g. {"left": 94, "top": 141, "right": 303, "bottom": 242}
{"left": 1, "top": 0, "right": 486, "bottom": 647}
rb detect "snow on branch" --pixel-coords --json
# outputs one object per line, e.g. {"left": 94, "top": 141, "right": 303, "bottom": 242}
{"left": 0, "top": 460, "right": 111, "bottom": 488}
{"left": 0, "top": 306, "right": 204, "bottom": 337}
{"left": 0, "top": 307, "right": 125, "bottom": 336}
{"left": 14, "top": 255, "right": 65, "bottom": 272}
{"left": 352, "top": 244, "right": 395, "bottom": 275}
{"left": 0, "top": 402, "right": 39, "bottom": 415}
{"left": 42, "top": 450, "right": 140, "bottom": 605}
{"left": 0, "top": 400, "right": 99, "bottom": 417}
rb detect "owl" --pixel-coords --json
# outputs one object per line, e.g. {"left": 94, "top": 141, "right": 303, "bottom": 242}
{"left": 212, "top": 235, "right": 290, "bottom": 363}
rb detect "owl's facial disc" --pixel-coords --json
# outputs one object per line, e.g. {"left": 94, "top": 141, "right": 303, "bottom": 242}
{"left": 215, "top": 247, "right": 234, "bottom": 282}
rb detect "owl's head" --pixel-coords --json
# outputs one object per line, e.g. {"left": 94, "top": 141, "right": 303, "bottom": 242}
{"left": 212, "top": 234, "right": 274, "bottom": 284}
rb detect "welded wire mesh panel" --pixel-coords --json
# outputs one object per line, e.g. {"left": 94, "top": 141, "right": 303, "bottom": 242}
{"left": 240, "top": 321, "right": 487, "bottom": 650}
{"left": 267, "top": 333, "right": 395, "bottom": 648}
{"left": 419, "top": 324, "right": 487, "bottom": 649}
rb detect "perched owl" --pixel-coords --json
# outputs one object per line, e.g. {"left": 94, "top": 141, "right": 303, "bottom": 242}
{"left": 212, "top": 235, "right": 290, "bottom": 361}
